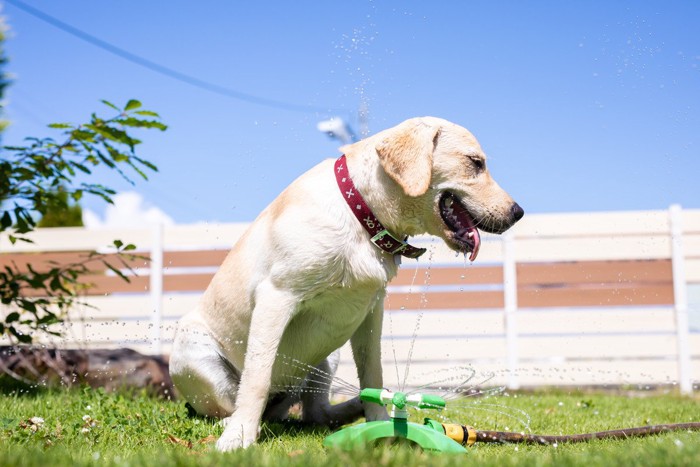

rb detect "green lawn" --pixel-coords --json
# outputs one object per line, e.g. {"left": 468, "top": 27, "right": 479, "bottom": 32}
{"left": 1, "top": 384, "right": 698, "bottom": 466}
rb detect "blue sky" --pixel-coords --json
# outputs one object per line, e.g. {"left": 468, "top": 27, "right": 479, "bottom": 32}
{"left": 3, "top": 0, "right": 699, "bottom": 224}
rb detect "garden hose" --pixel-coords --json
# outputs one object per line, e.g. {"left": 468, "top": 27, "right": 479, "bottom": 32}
{"left": 432, "top": 420, "right": 700, "bottom": 446}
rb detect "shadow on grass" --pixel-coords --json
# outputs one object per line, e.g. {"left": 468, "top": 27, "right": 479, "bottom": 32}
{"left": 258, "top": 419, "right": 333, "bottom": 442}
{"left": 0, "top": 375, "right": 52, "bottom": 397}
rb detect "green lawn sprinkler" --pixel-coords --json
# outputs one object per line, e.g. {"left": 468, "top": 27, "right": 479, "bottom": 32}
{"left": 323, "top": 388, "right": 468, "bottom": 454}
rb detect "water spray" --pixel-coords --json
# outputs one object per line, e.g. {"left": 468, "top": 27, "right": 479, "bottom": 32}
{"left": 324, "top": 387, "right": 700, "bottom": 453}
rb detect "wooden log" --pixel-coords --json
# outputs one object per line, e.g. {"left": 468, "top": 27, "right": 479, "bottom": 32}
{"left": 0, "top": 346, "right": 174, "bottom": 398}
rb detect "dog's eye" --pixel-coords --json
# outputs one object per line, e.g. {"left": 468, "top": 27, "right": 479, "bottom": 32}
{"left": 469, "top": 157, "right": 485, "bottom": 172}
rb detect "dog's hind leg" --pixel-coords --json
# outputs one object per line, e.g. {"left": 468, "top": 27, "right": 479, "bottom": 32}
{"left": 262, "top": 392, "right": 300, "bottom": 422}
{"left": 300, "top": 350, "right": 364, "bottom": 428}
{"left": 169, "top": 316, "right": 240, "bottom": 418}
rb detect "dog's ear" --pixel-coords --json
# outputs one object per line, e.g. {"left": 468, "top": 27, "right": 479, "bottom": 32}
{"left": 376, "top": 121, "right": 439, "bottom": 197}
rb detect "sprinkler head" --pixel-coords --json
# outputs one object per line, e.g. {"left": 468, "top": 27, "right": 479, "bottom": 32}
{"left": 324, "top": 388, "right": 466, "bottom": 453}
{"left": 360, "top": 388, "right": 446, "bottom": 410}
{"left": 392, "top": 392, "right": 407, "bottom": 409}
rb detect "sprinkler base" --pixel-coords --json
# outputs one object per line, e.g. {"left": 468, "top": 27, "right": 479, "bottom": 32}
{"left": 323, "top": 417, "right": 467, "bottom": 453}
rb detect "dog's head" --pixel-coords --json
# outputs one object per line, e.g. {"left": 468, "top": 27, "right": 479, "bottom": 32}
{"left": 347, "top": 117, "right": 524, "bottom": 261}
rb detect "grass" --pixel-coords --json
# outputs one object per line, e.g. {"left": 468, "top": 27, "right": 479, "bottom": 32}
{"left": 0, "top": 384, "right": 698, "bottom": 466}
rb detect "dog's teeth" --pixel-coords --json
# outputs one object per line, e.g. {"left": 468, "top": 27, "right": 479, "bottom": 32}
{"left": 468, "top": 232, "right": 475, "bottom": 238}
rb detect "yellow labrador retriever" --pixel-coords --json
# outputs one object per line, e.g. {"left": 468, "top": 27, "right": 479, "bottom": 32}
{"left": 169, "top": 117, "right": 524, "bottom": 451}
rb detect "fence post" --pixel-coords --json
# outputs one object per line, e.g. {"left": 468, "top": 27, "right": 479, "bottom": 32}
{"left": 669, "top": 204, "right": 692, "bottom": 394}
{"left": 150, "top": 223, "right": 164, "bottom": 355}
{"left": 503, "top": 230, "right": 519, "bottom": 390}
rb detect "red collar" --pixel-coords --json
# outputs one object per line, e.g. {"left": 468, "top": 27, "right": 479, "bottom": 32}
{"left": 334, "top": 155, "right": 426, "bottom": 259}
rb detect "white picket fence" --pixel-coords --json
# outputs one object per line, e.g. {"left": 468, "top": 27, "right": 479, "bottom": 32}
{"left": 1, "top": 206, "right": 699, "bottom": 393}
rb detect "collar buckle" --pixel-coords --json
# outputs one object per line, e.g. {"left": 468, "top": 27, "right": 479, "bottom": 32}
{"left": 371, "top": 229, "right": 426, "bottom": 258}
{"left": 371, "top": 229, "right": 408, "bottom": 255}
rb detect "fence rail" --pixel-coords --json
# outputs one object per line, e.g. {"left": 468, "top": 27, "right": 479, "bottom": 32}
{"left": 1, "top": 206, "right": 699, "bottom": 392}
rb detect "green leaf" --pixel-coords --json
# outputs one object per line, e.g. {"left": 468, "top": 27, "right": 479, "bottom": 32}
{"left": 5, "top": 312, "right": 20, "bottom": 323}
{"left": 37, "top": 313, "right": 60, "bottom": 326}
{"left": 134, "top": 157, "right": 158, "bottom": 172}
{"left": 124, "top": 99, "right": 142, "bottom": 111}
{"left": 100, "top": 99, "right": 120, "bottom": 111}
{"left": 117, "top": 117, "right": 167, "bottom": 131}
{"left": 71, "top": 128, "right": 96, "bottom": 142}
{"left": 95, "top": 150, "right": 117, "bottom": 169}
{"left": 70, "top": 161, "right": 92, "bottom": 174}
{"left": 48, "top": 123, "right": 73, "bottom": 129}
{"left": 20, "top": 300, "right": 37, "bottom": 313}
{"left": 123, "top": 244, "right": 137, "bottom": 251}
{"left": 84, "top": 186, "right": 116, "bottom": 204}
{"left": 113, "top": 239, "right": 124, "bottom": 249}
{"left": 134, "top": 110, "right": 160, "bottom": 117}
{"left": 49, "top": 275, "right": 68, "bottom": 292}
{"left": 128, "top": 163, "right": 148, "bottom": 181}
{"left": 84, "top": 124, "right": 132, "bottom": 146}
{"left": 9, "top": 327, "right": 32, "bottom": 343}
{"left": 104, "top": 261, "right": 131, "bottom": 283}
{"left": 1, "top": 211, "right": 11, "bottom": 230}
{"left": 18, "top": 334, "right": 33, "bottom": 343}
{"left": 13, "top": 206, "right": 35, "bottom": 234}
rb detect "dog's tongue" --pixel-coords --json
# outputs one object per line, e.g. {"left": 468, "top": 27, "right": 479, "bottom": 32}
{"left": 457, "top": 223, "right": 481, "bottom": 262}
{"left": 443, "top": 194, "right": 482, "bottom": 262}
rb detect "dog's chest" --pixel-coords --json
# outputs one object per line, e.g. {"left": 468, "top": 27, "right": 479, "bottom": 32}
{"left": 277, "top": 280, "right": 385, "bottom": 363}
{"left": 296, "top": 250, "right": 398, "bottom": 329}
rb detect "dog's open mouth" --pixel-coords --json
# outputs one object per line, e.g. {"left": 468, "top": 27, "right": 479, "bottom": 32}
{"left": 439, "top": 191, "right": 481, "bottom": 262}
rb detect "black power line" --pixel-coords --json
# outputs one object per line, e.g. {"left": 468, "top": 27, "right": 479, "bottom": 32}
{"left": 6, "top": 0, "right": 343, "bottom": 115}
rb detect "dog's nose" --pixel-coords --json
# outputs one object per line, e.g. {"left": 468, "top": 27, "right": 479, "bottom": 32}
{"left": 510, "top": 203, "right": 524, "bottom": 222}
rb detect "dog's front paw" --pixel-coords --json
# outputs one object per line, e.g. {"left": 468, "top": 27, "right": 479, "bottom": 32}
{"left": 215, "top": 416, "right": 259, "bottom": 451}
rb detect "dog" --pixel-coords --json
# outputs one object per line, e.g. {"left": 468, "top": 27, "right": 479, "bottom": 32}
{"left": 169, "top": 116, "right": 524, "bottom": 451}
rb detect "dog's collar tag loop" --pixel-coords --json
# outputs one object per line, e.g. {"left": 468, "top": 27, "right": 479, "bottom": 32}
{"left": 335, "top": 155, "right": 426, "bottom": 259}
{"left": 371, "top": 229, "right": 410, "bottom": 255}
